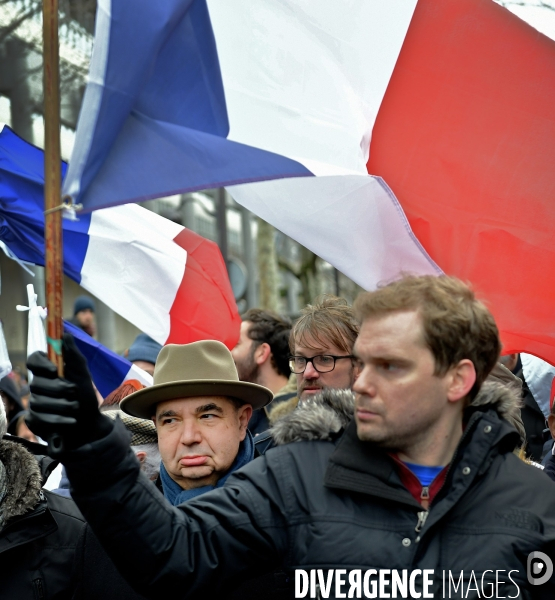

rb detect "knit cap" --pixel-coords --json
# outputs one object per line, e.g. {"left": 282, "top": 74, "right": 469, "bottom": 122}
{"left": 73, "top": 295, "right": 95, "bottom": 315}
{"left": 127, "top": 334, "right": 162, "bottom": 366}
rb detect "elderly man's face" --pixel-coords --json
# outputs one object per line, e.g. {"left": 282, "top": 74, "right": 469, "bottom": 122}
{"left": 154, "top": 396, "right": 252, "bottom": 490}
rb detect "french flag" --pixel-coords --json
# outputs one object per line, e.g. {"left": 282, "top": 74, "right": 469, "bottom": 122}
{"left": 63, "top": 0, "right": 555, "bottom": 364}
{"left": 0, "top": 125, "right": 241, "bottom": 349}
{"left": 64, "top": 320, "right": 153, "bottom": 397}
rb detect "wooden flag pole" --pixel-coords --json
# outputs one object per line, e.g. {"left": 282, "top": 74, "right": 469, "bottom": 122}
{"left": 43, "top": 0, "right": 64, "bottom": 375}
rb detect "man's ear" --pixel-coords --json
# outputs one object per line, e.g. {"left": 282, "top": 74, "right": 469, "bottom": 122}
{"left": 548, "top": 414, "right": 555, "bottom": 440}
{"left": 135, "top": 451, "right": 147, "bottom": 465}
{"left": 446, "top": 359, "right": 476, "bottom": 403}
{"left": 254, "top": 342, "right": 272, "bottom": 366}
{"left": 352, "top": 358, "right": 362, "bottom": 381}
{"left": 237, "top": 403, "right": 253, "bottom": 438}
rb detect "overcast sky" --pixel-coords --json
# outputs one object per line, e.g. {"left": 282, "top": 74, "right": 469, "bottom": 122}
{"left": 496, "top": 0, "right": 555, "bottom": 40}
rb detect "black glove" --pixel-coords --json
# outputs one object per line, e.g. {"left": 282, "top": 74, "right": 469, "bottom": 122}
{"left": 26, "top": 333, "right": 113, "bottom": 456}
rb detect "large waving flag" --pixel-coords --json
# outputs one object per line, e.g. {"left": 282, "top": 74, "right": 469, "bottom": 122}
{"left": 366, "top": 0, "right": 555, "bottom": 365}
{"left": 62, "top": 0, "right": 440, "bottom": 288}
{"left": 0, "top": 125, "right": 240, "bottom": 348}
{"left": 63, "top": 0, "right": 555, "bottom": 364}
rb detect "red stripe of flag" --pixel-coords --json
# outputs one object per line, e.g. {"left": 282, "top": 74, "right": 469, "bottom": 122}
{"left": 169, "top": 228, "right": 241, "bottom": 349}
{"left": 368, "top": 0, "right": 555, "bottom": 364}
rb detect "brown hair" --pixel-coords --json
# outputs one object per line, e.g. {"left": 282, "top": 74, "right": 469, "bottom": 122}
{"left": 353, "top": 275, "right": 501, "bottom": 399}
{"left": 243, "top": 308, "right": 292, "bottom": 378}
{"left": 291, "top": 295, "right": 359, "bottom": 355}
{"left": 102, "top": 379, "right": 146, "bottom": 410}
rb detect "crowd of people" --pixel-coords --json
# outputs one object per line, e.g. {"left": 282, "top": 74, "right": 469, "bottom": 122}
{"left": 1, "top": 275, "right": 554, "bottom": 598}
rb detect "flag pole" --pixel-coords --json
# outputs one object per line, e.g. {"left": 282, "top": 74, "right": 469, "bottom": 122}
{"left": 43, "top": 0, "right": 64, "bottom": 375}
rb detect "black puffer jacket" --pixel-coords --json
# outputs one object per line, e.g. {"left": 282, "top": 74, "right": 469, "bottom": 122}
{"left": 0, "top": 439, "right": 147, "bottom": 600}
{"left": 63, "top": 384, "right": 555, "bottom": 599}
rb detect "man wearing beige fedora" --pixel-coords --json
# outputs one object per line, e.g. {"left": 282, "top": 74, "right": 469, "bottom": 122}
{"left": 119, "top": 340, "right": 272, "bottom": 503}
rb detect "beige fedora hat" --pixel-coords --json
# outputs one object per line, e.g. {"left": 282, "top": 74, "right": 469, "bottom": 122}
{"left": 120, "top": 340, "right": 273, "bottom": 419}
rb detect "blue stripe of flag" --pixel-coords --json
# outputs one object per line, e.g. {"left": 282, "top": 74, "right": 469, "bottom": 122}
{"left": 64, "top": 0, "right": 312, "bottom": 212}
{"left": 64, "top": 320, "right": 131, "bottom": 398}
{"left": 0, "top": 126, "right": 91, "bottom": 282}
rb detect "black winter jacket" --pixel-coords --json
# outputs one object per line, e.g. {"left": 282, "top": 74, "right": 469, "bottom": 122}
{"left": 63, "top": 384, "right": 555, "bottom": 599}
{"left": 0, "top": 439, "right": 147, "bottom": 600}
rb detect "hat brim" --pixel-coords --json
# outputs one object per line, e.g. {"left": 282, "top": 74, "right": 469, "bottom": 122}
{"left": 119, "top": 379, "right": 273, "bottom": 419}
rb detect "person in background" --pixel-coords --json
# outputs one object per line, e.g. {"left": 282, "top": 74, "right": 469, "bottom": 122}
{"left": 543, "top": 391, "right": 555, "bottom": 480}
{"left": 7, "top": 410, "right": 41, "bottom": 444}
{"left": 101, "top": 379, "right": 146, "bottom": 409}
{"left": 70, "top": 295, "right": 96, "bottom": 337}
{"left": 268, "top": 295, "right": 361, "bottom": 426}
{"left": 105, "top": 410, "right": 160, "bottom": 482}
{"left": 0, "top": 375, "right": 24, "bottom": 423}
{"left": 19, "top": 383, "right": 30, "bottom": 409}
{"left": 0, "top": 393, "right": 148, "bottom": 599}
{"left": 124, "top": 333, "right": 163, "bottom": 377}
{"left": 10, "top": 367, "right": 30, "bottom": 408}
{"left": 500, "top": 352, "right": 552, "bottom": 461}
{"left": 232, "top": 308, "right": 291, "bottom": 434}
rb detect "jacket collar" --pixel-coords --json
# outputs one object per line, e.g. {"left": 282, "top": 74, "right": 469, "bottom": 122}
{"left": 324, "top": 405, "right": 520, "bottom": 513}
{"left": 0, "top": 440, "right": 43, "bottom": 527}
{"left": 0, "top": 439, "right": 57, "bottom": 549}
{"left": 0, "top": 494, "right": 57, "bottom": 552}
{"left": 270, "top": 388, "right": 355, "bottom": 445}
{"left": 324, "top": 420, "right": 422, "bottom": 509}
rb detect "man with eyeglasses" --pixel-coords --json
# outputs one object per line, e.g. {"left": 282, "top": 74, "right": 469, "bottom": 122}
{"left": 268, "top": 295, "right": 361, "bottom": 425}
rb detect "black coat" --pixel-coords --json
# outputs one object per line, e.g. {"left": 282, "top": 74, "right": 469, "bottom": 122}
{"left": 0, "top": 439, "right": 147, "bottom": 600}
{"left": 62, "top": 386, "right": 555, "bottom": 600}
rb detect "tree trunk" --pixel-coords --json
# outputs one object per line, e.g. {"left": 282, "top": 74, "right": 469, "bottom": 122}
{"left": 298, "top": 246, "right": 320, "bottom": 305}
{"left": 256, "top": 217, "right": 280, "bottom": 311}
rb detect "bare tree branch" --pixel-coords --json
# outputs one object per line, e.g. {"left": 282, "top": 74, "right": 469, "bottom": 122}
{"left": 0, "top": 5, "right": 41, "bottom": 45}
{"left": 496, "top": 0, "right": 555, "bottom": 10}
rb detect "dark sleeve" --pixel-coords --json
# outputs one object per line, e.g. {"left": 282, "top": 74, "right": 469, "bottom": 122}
{"left": 544, "top": 451, "right": 555, "bottom": 482}
{"left": 74, "top": 524, "right": 150, "bottom": 600}
{"left": 63, "top": 420, "right": 289, "bottom": 599}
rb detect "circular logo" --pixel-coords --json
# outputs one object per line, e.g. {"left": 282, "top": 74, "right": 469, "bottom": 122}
{"left": 527, "top": 551, "right": 554, "bottom": 586}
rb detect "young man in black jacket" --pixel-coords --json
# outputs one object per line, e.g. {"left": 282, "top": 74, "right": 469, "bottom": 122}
{"left": 26, "top": 275, "right": 555, "bottom": 599}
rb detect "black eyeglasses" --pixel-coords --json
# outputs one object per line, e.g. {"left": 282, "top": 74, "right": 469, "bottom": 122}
{"left": 289, "top": 354, "right": 356, "bottom": 374}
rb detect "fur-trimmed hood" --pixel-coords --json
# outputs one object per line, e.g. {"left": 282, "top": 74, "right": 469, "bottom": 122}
{"left": 268, "top": 377, "right": 525, "bottom": 447}
{"left": 0, "top": 440, "right": 43, "bottom": 527}
{"left": 269, "top": 388, "right": 355, "bottom": 446}
{"left": 468, "top": 379, "right": 525, "bottom": 440}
